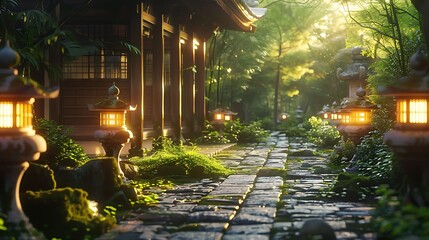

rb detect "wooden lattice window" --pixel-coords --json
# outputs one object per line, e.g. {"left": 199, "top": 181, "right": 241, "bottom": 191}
{"left": 63, "top": 24, "right": 128, "bottom": 80}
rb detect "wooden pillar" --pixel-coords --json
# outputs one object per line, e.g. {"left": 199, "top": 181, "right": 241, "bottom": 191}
{"left": 195, "top": 36, "right": 206, "bottom": 134}
{"left": 152, "top": 9, "right": 165, "bottom": 137}
{"left": 129, "top": 3, "right": 144, "bottom": 150}
{"left": 170, "top": 24, "right": 182, "bottom": 142}
{"left": 182, "top": 34, "right": 195, "bottom": 137}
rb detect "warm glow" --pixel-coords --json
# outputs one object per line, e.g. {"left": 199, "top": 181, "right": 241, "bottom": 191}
{"left": 225, "top": 115, "right": 231, "bottom": 121}
{"left": 397, "top": 99, "right": 428, "bottom": 124}
{"left": 215, "top": 113, "right": 223, "bottom": 120}
{"left": 350, "top": 111, "right": 370, "bottom": 124}
{"left": 323, "top": 113, "right": 329, "bottom": 119}
{"left": 0, "top": 100, "right": 33, "bottom": 129}
{"left": 397, "top": 99, "right": 407, "bottom": 123}
{"left": 281, "top": 114, "right": 287, "bottom": 120}
{"left": 331, "top": 113, "right": 338, "bottom": 120}
{"left": 409, "top": 99, "right": 427, "bottom": 123}
{"left": 0, "top": 101, "right": 13, "bottom": 128}
{"left": 100, "top": 112, "right": 125, "bottom": 127}
{"left": 193, "top": 39, "right": 200, "bottom": 50}
{"left": 342, "top": 114, "right": 350, "bottom": 123}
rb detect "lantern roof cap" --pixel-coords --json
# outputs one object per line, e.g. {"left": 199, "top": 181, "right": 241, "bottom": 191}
{"left": 336, "top": 47, "right": 372, "bottom": 82}
{"left": 0, "top": 40, "right": 59, "bottom": 98}
{"left": 88, "top": 82, "right": 136, "bottom": 111}
{"left": 210, "top": 107, "right": 237, "bottom": 115}
{"left": 343, "top": 87, "right": 377, "bottom": 110}
{"left": 378, "top": 52, "right": 429, "bottom": 97}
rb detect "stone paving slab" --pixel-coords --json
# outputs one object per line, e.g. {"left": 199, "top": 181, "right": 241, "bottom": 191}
{"left": 97, "top": 133, "right": 375, "bottom": 240}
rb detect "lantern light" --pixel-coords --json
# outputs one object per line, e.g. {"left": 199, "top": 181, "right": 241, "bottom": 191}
{"left": 378, "top": 51, "right": 429, "bottom": 205}
{"left": 89, "top": 83, "right": 136, "bottom": 180}
{"left": 340, "top": 87, "right": 377, "bottom": 144}
{"left": 0, "top": 40, "right": 58, "bottom": 236}
{"left": 279, "top": 112, "right": 289, "bottom": 121}
{"left": 210, "top": 107, "right": 237, "bottom": 136}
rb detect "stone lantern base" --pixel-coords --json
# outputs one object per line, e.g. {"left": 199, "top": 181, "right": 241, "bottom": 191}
{"left": 95, "top": 128, "right": 133, "bottom": 181}
{"left": 0, "top": 135, "right": 47, "bottom": 239}
{"left": 384, "top": 129, "right": 429, "bottom": 206}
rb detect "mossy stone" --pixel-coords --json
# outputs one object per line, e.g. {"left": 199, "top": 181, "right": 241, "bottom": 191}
{"left": 21, "top": 163, "right": 56, "bottom": 192}
{"left": 21, "top": 187, "right": 115, "bottom": 239}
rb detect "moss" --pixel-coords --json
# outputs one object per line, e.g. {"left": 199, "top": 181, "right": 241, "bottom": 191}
{"left": 257, "top": 167, "right": 286, "bottom": 177}
{"left": 331, "top": 172, "right": 374, "bottom": 201}
{"left": 131, "top": 146, "right": 233, "bottom": 178}
{"left": 21, "top": 188, "right": 115, "bottom": 239}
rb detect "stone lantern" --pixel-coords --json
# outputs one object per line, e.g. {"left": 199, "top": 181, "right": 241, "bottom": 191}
{"left": 378, "top": 52, "right": 429, "bottom": 205}
{"left": 210, "top": 107, "right": 237, "bottom": 136}
{"left": 0, "top": 41, "right": 58, "bottom": 237}
{"left": 337, "top": 47, "right": 371, "bottom": 97}
{"left": 342, "top": 87, "right": 377, "bottom": 145}
{"left": 88, "top": 83, "right": 135, "bottom": 181}
{"left": 318, "top": 104, "right": 332, "bottom": 122}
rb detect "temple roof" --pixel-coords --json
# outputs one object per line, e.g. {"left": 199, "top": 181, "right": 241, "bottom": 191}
{"left": 184, "top": 0, "right": 266, "bottom": 32}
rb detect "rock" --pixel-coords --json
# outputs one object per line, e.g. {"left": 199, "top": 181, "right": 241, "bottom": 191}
{"left": 289, "top": 149, "right": 315, "bottom": 157}
{"left": 54, "top": 157, "right": 122, "bottom": 202}
{"left": 21, "top": 187, "right": 116, "bottom": 239}
{"left": 298, "top": 219, "right": 337, "bottom": 240}
{"left": 21, "top": 163, "right": 56, "bottom": 192}
{"left": 120, "top": 160, "right": 140, "bottom": 180}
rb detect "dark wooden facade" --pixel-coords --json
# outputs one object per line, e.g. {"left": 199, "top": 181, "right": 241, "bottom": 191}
{"left": 40, "top": 0, "right": 261, "bottom": 149}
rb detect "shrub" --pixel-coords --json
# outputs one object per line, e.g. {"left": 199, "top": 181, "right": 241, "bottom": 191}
{"left": 330, "top": 172, "right": 374, "bottom": 201}
{"left": 194, "top": 121, "right": 230, "bottom": 144}
{"left": 131, "top": 138, "right": 233, "bottom": 178}
{"left": 329, "top": 138, "right": 355, "bottom": 166}
{"left": 34, "top": 118, "right": 89, "bottom": 168}
{"left": 372, "top": 186, "right": 429, "bottom": 239}
{"left": 278, "top": 118, "right": 308, "bottom": 137}
{"left": 352, "top": 131, "right": 394, "bottom": 183}
{"left": 224, "top": 119, "right": 269, "bottom": 143}
{"left": 195, "top": 119, "right": 269, "bottom": 144}
{"left": 306, "top": 116, "right": 341, "bottom": 148}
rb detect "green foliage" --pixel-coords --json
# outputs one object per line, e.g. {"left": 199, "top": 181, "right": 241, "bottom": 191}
{"left": 352, "top": 131, "right": 394, "bottom": 183}
{"left": 195, "top": 121, "right": 230, "bottom": 144}
{"left": 306, "top": 116, "right": 340, "bottom": 148}
{"left": 226, "top": 120, "right": 269, "bottom": 143}
{"left": 128, "top": 179, "right": 173, "bottom": 207}
{"left": 196, "top": 119, "right": 269, "bottom": 144}
{"left": 329, "top": 138, "right": 355, "bottom": 166}
{"left": 34, "top": 118, "right": 89, "bottom": 168}
{"left": 278, "top": 118, "right": 308, "bottom": 137}
{"left": 21, "top": 188, "right": 115, "bottom": 239}
{"left": 329, "top": 172, "right": 375, "bottom": 201}
{"left": 131, "top": 138, "right": 233, "bottom": 178}
{"left": 372, "top": 186, "right": 429, "bottom": 239}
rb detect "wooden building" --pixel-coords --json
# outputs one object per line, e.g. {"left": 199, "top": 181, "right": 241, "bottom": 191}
{"left": 32, "top": 0, "right": 264, "bottom": 151}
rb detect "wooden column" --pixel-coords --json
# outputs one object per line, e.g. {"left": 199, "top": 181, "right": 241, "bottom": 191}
{"left": 129, "top": 3, "right": 144, "bottom": 150}
{"left": 170, "top": 24, "right": 182, "bottom": 142}
{"left": 182, "top": 34, "right": 195, "bottom": 137}
{"left": 195, "top": 36, "right": 206, "bottom": 134}
{"left": 152, "top": 9, "right": 165, "bottom": 137}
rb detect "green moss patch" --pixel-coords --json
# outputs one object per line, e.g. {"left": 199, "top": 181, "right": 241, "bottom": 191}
{"left": 21, "top": 188, "right": 115, "bottom": 239}
{"left": 131, "top": 140, "right": 233, "bottom": 178}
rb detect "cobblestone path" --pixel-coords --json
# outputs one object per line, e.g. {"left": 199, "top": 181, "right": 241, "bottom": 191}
{"left": 97, "top": 132, "right": 374, "bottom": 240}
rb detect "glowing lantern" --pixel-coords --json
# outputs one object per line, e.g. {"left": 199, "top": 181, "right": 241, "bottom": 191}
{"left": 318, "top": 104, "right": 331, "bottom": 121}
{"left": 210, "top": 107, "right": 237, "bottom": 136}
{"left": 378, "top": 52, "right": 429, "bottom": 205}
{"left": 341, "top": 87, "right": 377, "bottom": 144}
{"left": 0, "top": 41, "right": 58, "bottom": 236}
{"left": 89, "top": 83, "right": 135, "bottom": 180}
{"left": 279, "top": 112, "right": 289, "bottom": 122}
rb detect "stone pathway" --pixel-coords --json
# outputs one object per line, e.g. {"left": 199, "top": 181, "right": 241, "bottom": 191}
{"left": 97, "top": 132, "right": 374, "bottom": 240}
